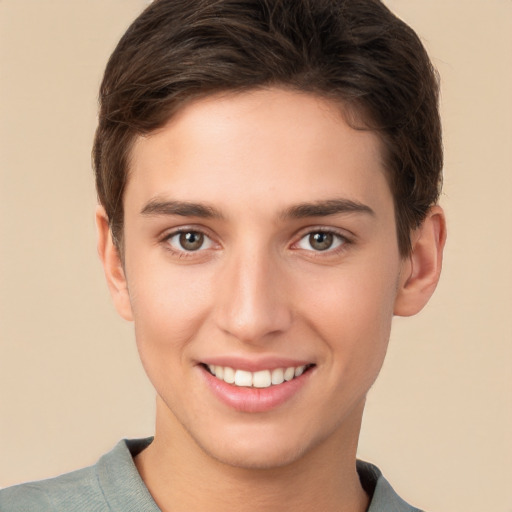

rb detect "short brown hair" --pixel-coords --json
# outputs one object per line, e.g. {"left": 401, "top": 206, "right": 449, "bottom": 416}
{"left": 93, "top": 0, "right": 442, "bottom": 256}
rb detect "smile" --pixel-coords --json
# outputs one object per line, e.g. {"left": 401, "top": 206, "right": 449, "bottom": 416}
{"left": 205, "top": 364, "right": 313, "bottom": 388}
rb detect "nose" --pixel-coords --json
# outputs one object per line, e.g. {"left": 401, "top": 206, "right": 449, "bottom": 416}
{"left": 213, "top": 246, "right": 293, "bottom": 345}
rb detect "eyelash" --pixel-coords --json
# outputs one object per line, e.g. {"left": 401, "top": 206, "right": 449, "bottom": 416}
{"left": 160, "top": 227, "right": 352, "bottom": 258}
{"left": 293, "top": 228, "right": 352, "bottom": 255}
{"left": 161, "top": 228, "right": 216, "bottom": 257}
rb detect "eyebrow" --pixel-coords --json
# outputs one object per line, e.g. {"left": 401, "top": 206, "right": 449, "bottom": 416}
{"left": 140, "top": 197, "right": 374, "bottom": 221}
{"left": 140, "top": 199, "right": 224, "bottom": 219}
{"left": 280, "top": 199, "right": 375, "bottom": 219}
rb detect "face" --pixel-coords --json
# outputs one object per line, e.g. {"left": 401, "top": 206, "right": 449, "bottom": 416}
{"left": 110, "top": 88, "right": 409, "bottom": 469}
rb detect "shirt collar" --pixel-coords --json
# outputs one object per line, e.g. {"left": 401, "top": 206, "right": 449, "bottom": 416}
{"left": 97, "top": 438, "right": 421, "bottom": 512}
{"left": 357, "top": 460, "right": 423, "bottom": 512}
{"left": 96, "top": 437, "right": 159, "bottom": 512}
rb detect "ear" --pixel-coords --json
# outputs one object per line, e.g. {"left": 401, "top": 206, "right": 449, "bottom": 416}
{"left": 394, "top": 205, "right": 447, "bottom": 317}
{"left": 95, "top": 205, "right": 133, "bottom": 321}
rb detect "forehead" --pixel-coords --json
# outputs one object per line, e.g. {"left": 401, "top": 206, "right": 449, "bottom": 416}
{"left": 126, "top": 88, "right": 391, "bottom": 218}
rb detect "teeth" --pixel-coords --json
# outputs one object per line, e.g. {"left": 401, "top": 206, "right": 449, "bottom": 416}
{"left": 206, "top": 364, "right": 310, "bottom": 388}
{"left": 223, "top": 366, "right": 235, "bottom": 384}
{"left": 284, "top": 367, "right": 295, "bottom": 381}
{"left": 253, "top": 370, "right": 271, "bottom": 388}
{"left": 271, "top": 368, "right": 284, "bottom": 385}
{"left": 294, "top": 365, "right": 305, "bottom": 377}
{"left": 234, "top": 370, "right": 253, "bottom": 387}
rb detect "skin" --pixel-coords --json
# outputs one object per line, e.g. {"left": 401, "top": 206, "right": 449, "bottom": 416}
{"left": 97, "top": 88, "right": 446, "bottom": 512}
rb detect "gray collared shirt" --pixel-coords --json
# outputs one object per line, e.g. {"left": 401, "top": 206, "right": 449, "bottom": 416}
{"left": 0, "top": 438, "right": 424, "bottom": 511}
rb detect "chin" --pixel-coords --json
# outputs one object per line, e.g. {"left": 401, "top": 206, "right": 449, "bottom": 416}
{"left": 204, "top": 440, "right": 310, "bottom": 471}
{"left": 189, "top": 420, "right": 329, "bottom": 471}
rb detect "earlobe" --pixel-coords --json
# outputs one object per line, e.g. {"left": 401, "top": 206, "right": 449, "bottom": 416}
{"left": 394, "top": 205, "right": 447, "bottom": 317}
{"left": 95, "top": 206, "right": 133, "bottom": 321}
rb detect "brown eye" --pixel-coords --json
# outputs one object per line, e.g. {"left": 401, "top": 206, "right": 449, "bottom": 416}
{"left": 309, "top": 232, "right": 334, "bottom": 251}
{"left": 179, "top": 231, "right": 204, "bottom": 251}
{"left": 296, "top": 231, "right": 345, "bottom": 252}
{"left": 165, "top": 230, "right": 214, "bottom": 253}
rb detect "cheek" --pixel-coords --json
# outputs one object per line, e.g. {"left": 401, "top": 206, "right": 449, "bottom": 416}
{"left": 299, "top": 259, "right": 399, "bottom": 373}
{"left": 126, "top": 259, "right": 213, "bottom": 375}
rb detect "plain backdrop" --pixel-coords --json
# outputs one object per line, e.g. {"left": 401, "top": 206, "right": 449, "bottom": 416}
{"left": 1, "top": 1, "right": 511, "bottom": 511}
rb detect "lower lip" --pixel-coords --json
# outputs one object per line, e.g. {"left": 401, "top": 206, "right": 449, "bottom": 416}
{"left": 200, "top": 366, "right": 313, "bottom": 413}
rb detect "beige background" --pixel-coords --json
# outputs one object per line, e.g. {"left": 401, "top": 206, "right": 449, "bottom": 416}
{"left": 1, "top": 1, "right": 511, "bottom": 510}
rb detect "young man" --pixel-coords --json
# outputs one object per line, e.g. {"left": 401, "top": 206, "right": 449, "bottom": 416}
{"left": 0, "top": 0, "right": 446, "bottom": 510}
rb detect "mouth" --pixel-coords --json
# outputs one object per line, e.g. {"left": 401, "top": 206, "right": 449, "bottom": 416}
{"left": 202, "top": 363, "right": 315, "bottom": 388}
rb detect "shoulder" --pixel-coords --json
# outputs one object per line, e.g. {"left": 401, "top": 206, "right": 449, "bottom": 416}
{"left": 0, "top": 465, "right": 105, "bottom": 512}
{"left": 0, "top": 438, "right": 156, "bottom": 512}
{"left": 357, "top": 460, "right": 425, "bottom": 512}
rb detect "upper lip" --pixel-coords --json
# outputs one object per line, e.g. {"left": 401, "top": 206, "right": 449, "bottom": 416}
{"left": 199, "top": 356, "right": 315, "bottom": 372}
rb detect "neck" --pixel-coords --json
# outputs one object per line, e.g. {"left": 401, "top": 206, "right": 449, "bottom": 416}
{"left": 135, "top": 399, "right": 369, "bottom": 512}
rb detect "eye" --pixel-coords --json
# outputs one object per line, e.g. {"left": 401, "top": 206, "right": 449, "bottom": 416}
{"left": 296, "top": 231, "right": 346, "bottom": 252}
{"left": 165, "top": 230, "right": 214, "bottom": 252}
